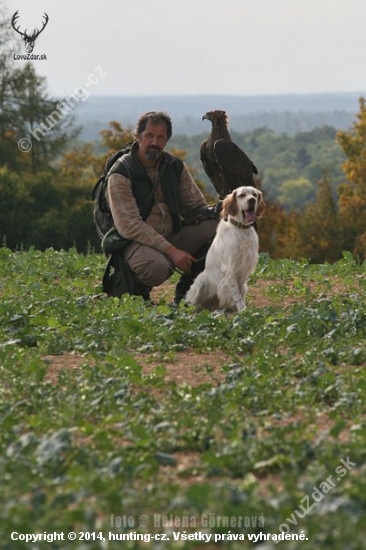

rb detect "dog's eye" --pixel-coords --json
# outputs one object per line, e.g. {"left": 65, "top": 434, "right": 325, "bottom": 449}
{"left": 237, "top": 193, "right": 247, "bottom": 198}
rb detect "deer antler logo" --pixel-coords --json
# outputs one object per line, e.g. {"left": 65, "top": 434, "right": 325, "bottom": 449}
{"left": 11, "top": 11, "right": 49, "bottom": 53}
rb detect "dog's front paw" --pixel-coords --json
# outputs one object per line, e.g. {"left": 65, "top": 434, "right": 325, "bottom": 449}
{"left": 236, "top": 301, "right": 246, "bottom": 312}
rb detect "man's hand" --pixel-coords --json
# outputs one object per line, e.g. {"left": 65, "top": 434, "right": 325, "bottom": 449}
{"left": 166, "top": 245, "right": 195, "bottom": 273}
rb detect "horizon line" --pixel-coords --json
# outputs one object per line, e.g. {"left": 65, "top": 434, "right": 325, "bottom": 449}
{"left": 75, "top": 90, "right": 366, "bottom": 99}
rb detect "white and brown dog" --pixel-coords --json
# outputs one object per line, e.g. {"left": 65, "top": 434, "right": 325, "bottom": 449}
{"left": 186, "top": 186, "right": 265, "bottom": 312}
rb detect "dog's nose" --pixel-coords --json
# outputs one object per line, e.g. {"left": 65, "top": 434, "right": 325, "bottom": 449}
{"left": 248, "top": 197, "right": 256, "bottom": 209}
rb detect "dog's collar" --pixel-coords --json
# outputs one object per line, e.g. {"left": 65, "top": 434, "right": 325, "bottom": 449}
{"left": 227, "top": 217, "right": 253, "bottom": 230}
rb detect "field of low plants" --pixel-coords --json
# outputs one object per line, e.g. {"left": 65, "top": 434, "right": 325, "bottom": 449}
{"left": 0, "top": 247, "right": 365, "bottom": 549}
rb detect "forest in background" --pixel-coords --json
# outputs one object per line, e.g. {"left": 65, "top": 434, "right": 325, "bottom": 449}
{"left": 1, "top": 7, "right": 366, "bottom": 262}
{"left": 169, "top": 126, "right": 346, "bottom": 209}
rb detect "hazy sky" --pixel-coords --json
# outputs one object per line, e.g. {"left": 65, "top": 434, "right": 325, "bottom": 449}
{"left": 5, "top": 0, "right": 366, "bottom": 98}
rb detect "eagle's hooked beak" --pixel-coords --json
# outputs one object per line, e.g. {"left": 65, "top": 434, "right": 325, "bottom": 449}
{"left": 202, "top": 114, "right": 208, "bottom": 121}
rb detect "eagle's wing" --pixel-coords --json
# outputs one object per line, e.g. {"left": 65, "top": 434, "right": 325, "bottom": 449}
{"left": 199, "top": 141, "right": 215, "bottom": 182}
{"left": 213, "top": 139, "right": 258, "bottom": 192}
{"left": 200, "top": 140, "right": 229, "bottom": 198}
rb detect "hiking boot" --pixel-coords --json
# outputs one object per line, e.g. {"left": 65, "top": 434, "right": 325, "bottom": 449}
{"left": 174, "top": 272, "right": 195, "bottom": 305}
{"left": 131, "top": 273, "right": 152, "bottom": 302}
{"left": 138, "top": 283, "right": 152, "bottom": 302}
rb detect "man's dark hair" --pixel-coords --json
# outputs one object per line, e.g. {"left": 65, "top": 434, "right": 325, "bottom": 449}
{"left": 134, "top": 111, "right": 173, "bottom": 141}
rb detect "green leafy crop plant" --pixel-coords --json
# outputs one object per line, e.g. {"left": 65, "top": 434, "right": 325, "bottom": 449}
{"left": 0, "top": 248, "right": 365, "bottom": 549}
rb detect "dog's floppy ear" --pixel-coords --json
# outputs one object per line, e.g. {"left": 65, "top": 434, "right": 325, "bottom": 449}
{"left": 221, "top": 191, "right": 238, "bottom": 218}
{"left": 256, "top": 191, "right": 266, "bottom": 218}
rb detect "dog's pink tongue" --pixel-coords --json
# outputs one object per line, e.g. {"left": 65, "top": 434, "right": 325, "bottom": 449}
{"left": 245, "top": 211, "right": 256, "bottom": 223}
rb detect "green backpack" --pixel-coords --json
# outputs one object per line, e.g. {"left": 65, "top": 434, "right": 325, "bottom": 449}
{"left": 92, "top": 146, "right": 132, "bottom": 240}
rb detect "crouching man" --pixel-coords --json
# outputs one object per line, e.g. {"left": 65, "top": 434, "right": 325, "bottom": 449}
{"left": 102, "top": 111, "right": 219, "bottom": 304}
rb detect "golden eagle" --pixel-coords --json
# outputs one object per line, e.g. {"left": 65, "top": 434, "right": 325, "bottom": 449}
{"left": 200, "top": 110, "right": 258, "bottom": 199}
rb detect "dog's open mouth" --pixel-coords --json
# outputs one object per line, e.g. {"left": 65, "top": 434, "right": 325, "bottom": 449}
{"left": 243, "top": 208, "right": 256, "bottom": 224}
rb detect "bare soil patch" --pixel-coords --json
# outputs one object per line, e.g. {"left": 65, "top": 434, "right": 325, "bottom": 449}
{"left": 43, "top": 353, "right": 86, "bottom": 384}
{"left": 135, "top": 349, "right": 230, "bottom": 386}
{"left": 43, "top": 349, "right": 230, "bottom": 387}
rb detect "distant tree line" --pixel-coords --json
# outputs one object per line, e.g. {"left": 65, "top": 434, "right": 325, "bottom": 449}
{"left": 0, "top": 8, "right": 365, "bottom": 261}
{"left": 78, "top": 111, "right": 354, "bottom": 143}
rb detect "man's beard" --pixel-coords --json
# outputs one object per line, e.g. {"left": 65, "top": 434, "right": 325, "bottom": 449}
{"left": 145, "top": 147, "right": 161, "bottom": 161}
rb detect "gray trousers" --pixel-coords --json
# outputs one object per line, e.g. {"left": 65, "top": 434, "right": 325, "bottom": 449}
{"left": 123, "top": 219, "right": 218, "bottom": 287}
